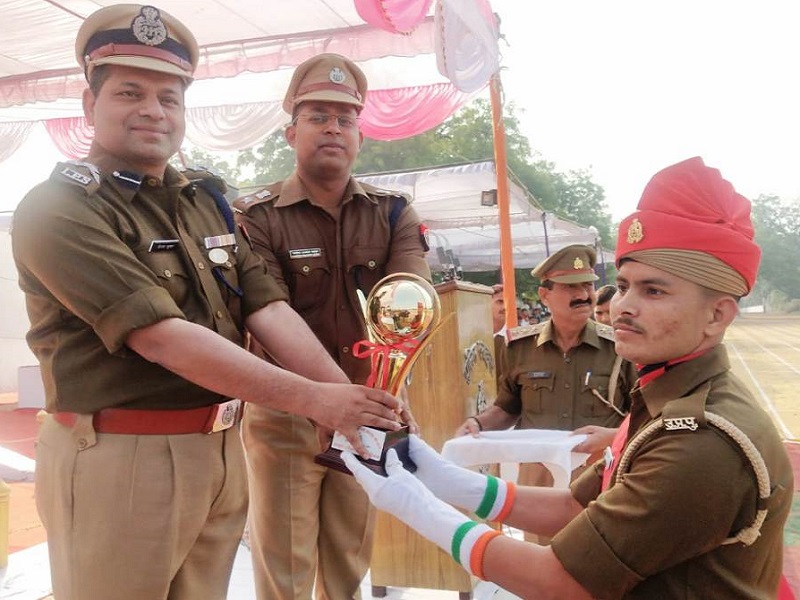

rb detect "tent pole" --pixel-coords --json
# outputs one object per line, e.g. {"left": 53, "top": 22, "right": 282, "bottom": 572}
{"left": 490, "top": 72, "right": 518, "bottom": 329}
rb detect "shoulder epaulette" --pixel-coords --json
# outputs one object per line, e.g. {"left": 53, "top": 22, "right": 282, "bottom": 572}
{"left": 358, "top": 181, "right": 411, "bottom": 204}
{"left": 232, "top": 183, "right": 281, "bottom": 214}
{"left": 50, "top": 161, "right": 101, "bottom": 195}
{"left": 181, "top": 167, "right": 228, "bottom": 196}
{"left": 595, "top": 322, "right": 615, "bottom": 342}
{"left": 507, "top": 321, "right": 546, "bottom": 343}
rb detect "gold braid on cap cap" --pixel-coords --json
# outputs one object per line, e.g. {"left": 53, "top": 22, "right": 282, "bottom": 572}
{"left": 624, "top": 249, "right": 748, "bottom": 297}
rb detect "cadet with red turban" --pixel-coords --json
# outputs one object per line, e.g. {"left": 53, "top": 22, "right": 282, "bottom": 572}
{"left": 343, "top": 157, "right": 793, "bottom": 599}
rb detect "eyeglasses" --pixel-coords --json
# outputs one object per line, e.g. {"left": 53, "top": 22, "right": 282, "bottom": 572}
{"left": 292, "top": 113, "right": 359, "bottom": 129}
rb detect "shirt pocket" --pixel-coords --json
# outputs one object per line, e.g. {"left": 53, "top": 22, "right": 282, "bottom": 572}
{"left": 136, "top": 250, "right": 191, "bottom": 306}
{"left": 517, "top": 372, "right": 555, "bottom": 415}
{"left": 580, "top": 373, "right": 615, "bottom": 418}
{"left": 346, "top": 246, "right": 388, "bottom": 293}
{"left": 282, "top": 254, "right": 332, "bottom": 312}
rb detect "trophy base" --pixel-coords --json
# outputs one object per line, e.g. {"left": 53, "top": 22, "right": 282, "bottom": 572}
{"left": 315, "top": 425, "right": 416, "bottom": 476}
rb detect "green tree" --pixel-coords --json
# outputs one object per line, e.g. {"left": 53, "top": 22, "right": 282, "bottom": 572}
{"left": 751, "top": 194, "right": 800, "bottom": 302}
{"left": 217, "top": 97, "right": 613, "bottom": 247}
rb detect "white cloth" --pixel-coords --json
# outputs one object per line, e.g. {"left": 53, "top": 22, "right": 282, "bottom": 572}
{"left": 441, "top": 429, "right": 591, "bottom": 489}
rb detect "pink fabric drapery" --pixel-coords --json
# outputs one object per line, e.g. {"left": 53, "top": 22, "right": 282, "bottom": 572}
{"left": 21, "top": 82, "right": 483, "bottom": 159}
{"left": 355, "top": 0, "right": 433, "bottom": 34}
{"left": 360, "top": 82, "right": 481, "bottom": 140}
{"left": 44, "top": 118, "right": 93, "bottom": 160}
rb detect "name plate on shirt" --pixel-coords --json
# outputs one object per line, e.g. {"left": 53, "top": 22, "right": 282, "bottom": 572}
{"left": 149, "top": 239, "right": 180, "bottom": 252}
{"left": 289, "top": 248, "right": 322, "bottom": 259}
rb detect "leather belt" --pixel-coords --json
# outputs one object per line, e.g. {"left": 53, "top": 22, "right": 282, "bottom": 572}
{"left": 51, "top": 399, "right": 242, "bottom": 435}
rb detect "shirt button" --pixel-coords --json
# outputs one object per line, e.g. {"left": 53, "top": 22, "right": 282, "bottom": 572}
{"left": 164, "top": 269, "right": 172, "bottom": 278}
{"left": 367, "top": 260, "right": 376, "bottom": 268}
{"left": 77, "top": 438, "right": 88, "bottom": 450}
{"left": 564, "top": 357, "right": 572, "bottom": 364}
{"left": 198, "top": 261, "right": 205, "bottom": 270}
{"left": 564, "top": 382, "right": 571, "bottom": 389}
{"left": 216, "top": 310, "right": 224, "bottom": 319}
{"left": 302, "top": 265, "right": 310, "bottom": 273}
{"left": 561, "top": 412, "right": 569, "bottom": 419}
{"left": 342, "top": 346, "right": 350, "bottom": 354}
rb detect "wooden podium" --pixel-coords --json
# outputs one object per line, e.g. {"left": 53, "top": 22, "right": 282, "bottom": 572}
{"left": 369, "top": 280, "right": 497, "bottom": 599}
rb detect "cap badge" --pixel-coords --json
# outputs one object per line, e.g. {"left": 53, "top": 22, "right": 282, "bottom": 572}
{"left": 132, "top": 6, "right": 168, "bottom": 47}
{"left": 627, "top": 218, "right": 644, "bottom": 244}
{"left": 573, "top": 257, "right": 584, "bottom": 270}
{"left": 329, "top": 67, "right": 346, "bottom": 84}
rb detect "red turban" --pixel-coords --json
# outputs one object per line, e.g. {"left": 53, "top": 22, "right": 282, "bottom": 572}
{"left": 616, "top": 157, "right": 761, "bottom": 295}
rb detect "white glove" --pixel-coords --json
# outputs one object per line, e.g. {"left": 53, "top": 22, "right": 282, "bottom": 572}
{"left": 343, "top": 449, "right": 501, "bottom": 578}
{"left": 408, "top": 435, "right": 516, "bottom": 522}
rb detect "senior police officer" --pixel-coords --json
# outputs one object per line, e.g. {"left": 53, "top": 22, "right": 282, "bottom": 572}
{"left": 233, "top": 53, "right": 431, "bottom": 599}
{"left": 11, "top": 8, "right": 408, "bottom": 600}
{"left": 456, "top": 245, "right": 635, "bottom": 505}
{"left": 344, "top": 156, "right": 793, "bottom": 599}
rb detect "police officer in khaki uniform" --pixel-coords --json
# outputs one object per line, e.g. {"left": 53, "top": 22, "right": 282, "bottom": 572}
{"left": 456, "top": 245, "right": 635, "bottom": 507}
{"left": 234, "top": 54, "right": 431, "bottom": 600}
{"left": 12, "top": 9, "right": 408, "bottom": 600}
{"left": 343, "top": 157, "right": 794, "bottom": 599}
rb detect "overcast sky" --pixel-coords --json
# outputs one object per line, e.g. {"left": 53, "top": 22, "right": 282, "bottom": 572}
{"left": 490, "top": 0, "right": 800, "bottom": 219}
{"left": 3, "top": 0, "right": 800, "bottom": 221}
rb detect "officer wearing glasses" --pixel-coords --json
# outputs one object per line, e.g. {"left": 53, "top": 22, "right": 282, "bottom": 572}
{"left": 233, "top": 54, "right": 431, "bottom": 600}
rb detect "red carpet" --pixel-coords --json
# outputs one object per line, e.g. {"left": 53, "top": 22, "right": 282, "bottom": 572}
{"left": 782, "top": 441, "right": 800, "bottom": 598}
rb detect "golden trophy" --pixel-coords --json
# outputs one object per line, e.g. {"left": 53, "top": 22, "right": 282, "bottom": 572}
{"left": 315, "top": 273, "right": 440, "bottom": 475}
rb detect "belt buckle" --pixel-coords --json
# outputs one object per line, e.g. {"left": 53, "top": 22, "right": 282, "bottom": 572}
{"left": 209, "top": 399, "right": 242, "bottom": 433}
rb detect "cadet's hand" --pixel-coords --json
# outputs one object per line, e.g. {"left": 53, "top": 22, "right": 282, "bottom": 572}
{"left": 409, "top": 435, "right": 515, "bottom": 520}
{"left": 342, "top": 449, "right": 498, "bottom": 577}
{"left": 571, "top": 425, "right": 617, "bottom": 454}
{"left": 308, "top": 382, "right": 402, "bottom": 457}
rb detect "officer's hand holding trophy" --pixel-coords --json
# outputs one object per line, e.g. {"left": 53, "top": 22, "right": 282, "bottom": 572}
{"left": 315, "top": 273, "right": 440, "bottom": 476}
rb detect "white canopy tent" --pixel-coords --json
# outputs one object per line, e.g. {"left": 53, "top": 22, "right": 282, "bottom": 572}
{"left": 358, "top": 161, "right": 601, "bottom": 272}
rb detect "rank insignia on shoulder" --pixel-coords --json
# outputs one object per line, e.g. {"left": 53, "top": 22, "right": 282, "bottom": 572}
{"left": 663, "top": 417, "right": 699, "bottom": 431}
{"left": 60, "top": 167, "right": 92, "bottom": 186}
{"left": 507, "top": 321, "right": 544, "bottom": 342}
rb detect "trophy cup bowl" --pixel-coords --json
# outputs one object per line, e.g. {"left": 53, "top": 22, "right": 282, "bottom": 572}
{"left": 315, "top": 273, "right": 440, "bottom": 475}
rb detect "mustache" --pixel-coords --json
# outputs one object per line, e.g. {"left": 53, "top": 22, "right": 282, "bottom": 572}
{"left": 569, "top": 298, "right": 593, "bottom": 308}
{"left": 613, "top": 316, "right": 643, "bottom": 332}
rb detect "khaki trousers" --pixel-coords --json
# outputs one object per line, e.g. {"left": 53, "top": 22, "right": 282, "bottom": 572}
{"left": 243, "top": 403, "right": 374, "bottom": 600}
{"left": 35, "top": 414, "right": 247, "bottom": 600}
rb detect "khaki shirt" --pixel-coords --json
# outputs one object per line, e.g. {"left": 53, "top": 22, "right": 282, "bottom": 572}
{"left": 234, "top": 173, "right": 430, "bottom": 384}
{"left": 553, "top": 345, "right": 793, "bottom": 599}
{"left": 12, "top": 163, "right": 286, "bottom": 413}
{"left": 495, "top": 319, "right": 635, "bottom": 430}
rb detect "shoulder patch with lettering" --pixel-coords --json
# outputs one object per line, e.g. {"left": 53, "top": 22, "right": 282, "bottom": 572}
{"left": 50, "top": 161, "right": 101, "bottom": 195}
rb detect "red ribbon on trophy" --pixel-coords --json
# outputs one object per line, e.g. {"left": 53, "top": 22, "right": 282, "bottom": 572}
{"left": 352, "top": 338, "right": 421, "bottom": 391}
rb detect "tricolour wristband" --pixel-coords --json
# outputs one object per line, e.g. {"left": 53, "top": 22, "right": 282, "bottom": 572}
{"left": 474, "top": 476, "right": 516, "bottom": 522}
{"left": 470, "top": 529, "right": 503, "bottom": 580}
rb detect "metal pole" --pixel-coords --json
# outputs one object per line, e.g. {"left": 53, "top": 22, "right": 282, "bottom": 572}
{"left": 541, "top": 211, "right": 551, "bottom": 257}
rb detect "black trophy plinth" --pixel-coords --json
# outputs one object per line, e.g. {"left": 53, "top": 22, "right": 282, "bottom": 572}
{"left": 315, "top": 425, "right": 416, "bottom": 476}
